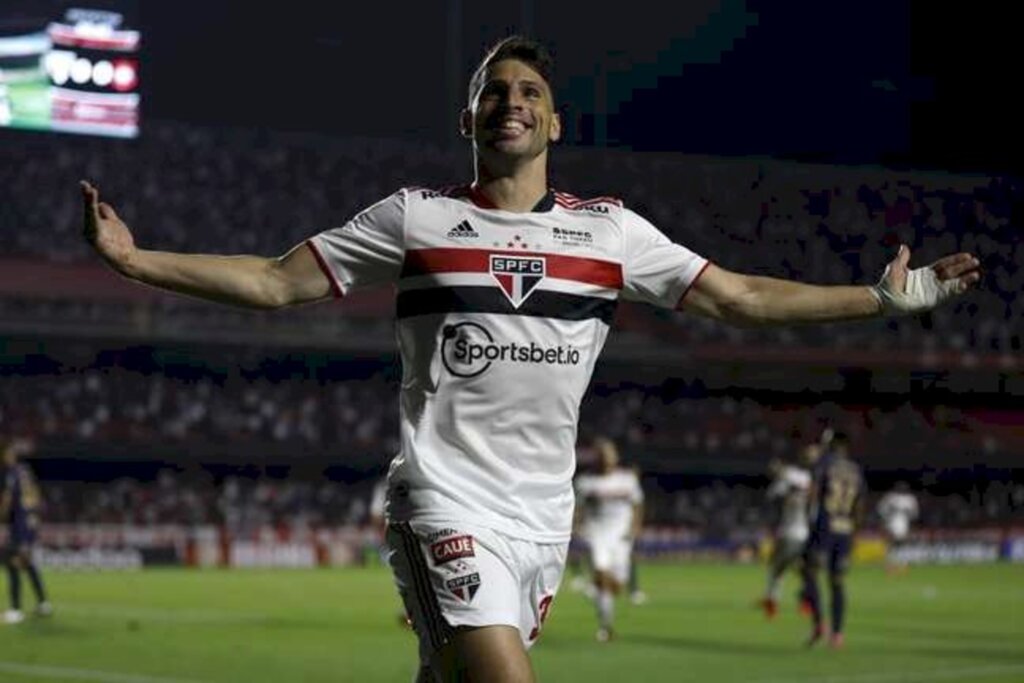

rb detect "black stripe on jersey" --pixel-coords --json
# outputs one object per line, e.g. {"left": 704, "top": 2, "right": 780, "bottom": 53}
{"left": 396, "top": 286, "right": 617, "bottom": 324}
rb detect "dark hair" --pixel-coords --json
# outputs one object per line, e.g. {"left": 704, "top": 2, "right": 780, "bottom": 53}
{"left": 468, "top": 35, "right": 555, "bottom": 105}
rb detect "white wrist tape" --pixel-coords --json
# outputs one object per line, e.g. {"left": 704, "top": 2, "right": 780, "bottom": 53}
{"left": 870, "top": 265, "right": 964, "bottom": 316}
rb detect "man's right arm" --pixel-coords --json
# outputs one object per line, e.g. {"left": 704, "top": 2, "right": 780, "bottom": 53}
{"left": 81, "top": 181, "right": 331, "bottom": 309}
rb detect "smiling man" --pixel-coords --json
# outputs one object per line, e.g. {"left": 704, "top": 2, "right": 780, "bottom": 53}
{"left": 82, "top": 35, "right": 981, "bottom": 683}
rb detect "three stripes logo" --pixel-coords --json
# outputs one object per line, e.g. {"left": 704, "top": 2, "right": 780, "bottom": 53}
{"left": 446, "top": 220, "right": 479, "bottom": 239}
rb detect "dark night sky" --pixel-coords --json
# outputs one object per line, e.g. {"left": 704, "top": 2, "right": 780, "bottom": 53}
{"left": 4, "top": 0, "right": 1021, "bottom": 175}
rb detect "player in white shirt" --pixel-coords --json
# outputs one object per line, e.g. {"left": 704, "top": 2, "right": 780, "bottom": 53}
{"left": 574, "top": 437, "right": 643, "bottom": 642}
{"left": 877, "top": 482, "right": 919, "bottom": 574}
{"left": 759, "top": 445, "right": 816, "bottom": 619}
{"left": 83, "top": 33, "right": 982, "bottom": 683}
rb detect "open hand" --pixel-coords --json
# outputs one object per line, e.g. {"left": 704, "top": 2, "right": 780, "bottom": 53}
{"left": 81, "top": 180, "right": 136, "bottom": 274}
{"left": 873, "top": 244, "right": 982, "bottom": 315}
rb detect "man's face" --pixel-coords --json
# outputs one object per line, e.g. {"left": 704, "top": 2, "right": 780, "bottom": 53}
{"left": 463, "top": 59, "right": 561, "bottom": 164}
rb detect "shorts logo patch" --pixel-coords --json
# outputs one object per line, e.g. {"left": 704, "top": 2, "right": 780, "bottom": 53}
{"left": 430, "top": 535, "right": 475, "bottom": 565}
{"left": 489, "top": 254, "right": 545, "bottom": 308}
{"left": 446, "top": 572, "right": 482, "bottom": 603}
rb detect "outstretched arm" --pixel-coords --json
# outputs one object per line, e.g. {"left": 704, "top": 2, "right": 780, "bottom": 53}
{"left": 681, "top": 245, "right": 981, "bottom": 325}
{"left": 81, "top": 181, "right": 331, "bottom": 309}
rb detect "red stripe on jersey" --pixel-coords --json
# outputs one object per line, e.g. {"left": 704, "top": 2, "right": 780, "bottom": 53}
{"left": 402, "top": 248, "right": 623, "bottom": 289}
{"left": 675, "top": 260, "right": 712, "bottom": 309}
{"left": 304, "top": 239, "right": 344, "bottom": 299}
{"left": 553, "top": 195, "right": 622, "bottom": 209}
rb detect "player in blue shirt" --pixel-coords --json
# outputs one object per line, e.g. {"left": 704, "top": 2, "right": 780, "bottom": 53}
{"left": 799, "top": 431, "right": 864, "bottom": 648}
{"left": 2, "top": 437, "right": 52, "bottom": 625}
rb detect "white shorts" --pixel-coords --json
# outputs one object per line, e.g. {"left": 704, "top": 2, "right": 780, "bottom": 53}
{"left": 386, "top": 520, "right": 568, "bottom": 663}
{"left": 586, "top": 534, "right": 632, "bottom": 585}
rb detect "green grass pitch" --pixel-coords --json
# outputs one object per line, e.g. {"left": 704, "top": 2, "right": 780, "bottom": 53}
{"left": 0, "top": 563, "right": 1021, "bottom": 682}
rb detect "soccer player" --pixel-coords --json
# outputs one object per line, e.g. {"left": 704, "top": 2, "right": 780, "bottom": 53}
{"left": 626, "top": 463, "right": 648, "bottom": 606}
{"left": 877, "top": 481, "right": 919, "bottom": 575}
{"left": 800, "top": 432, "right": 864, "bottom": 648}
{"left": 2, "top": 437, "right": 52, "bottom": 625}
{"left": 759, "top": 445, "right": 816, "bottom": 620}
{"left": 573, "top": 437, "right": 644, "bottom": 641}
{"left": 82, "top": 35, "right": 981, "bottom": 682}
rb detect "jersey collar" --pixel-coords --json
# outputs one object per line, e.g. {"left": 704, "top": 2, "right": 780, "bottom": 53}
{"left": 464, "top": 184, "right": 556, "bottom": 213}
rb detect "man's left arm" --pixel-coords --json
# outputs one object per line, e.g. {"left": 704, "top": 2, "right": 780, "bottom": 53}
{"left": 681, "top": 245, "right": 981, "bottom": 325}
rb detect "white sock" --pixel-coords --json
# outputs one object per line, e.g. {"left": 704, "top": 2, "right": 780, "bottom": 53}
{"left": 597, "top": 589, "right": 614, "bottom": 629}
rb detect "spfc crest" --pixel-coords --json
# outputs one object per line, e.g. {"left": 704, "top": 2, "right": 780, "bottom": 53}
{"left": 447, "top": 572, "right": 482, "bottom": 603}
{"left": 490, "top": 254, "right": 545, "bottom": 308}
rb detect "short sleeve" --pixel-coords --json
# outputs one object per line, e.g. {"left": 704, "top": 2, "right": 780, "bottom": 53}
{"left": 305, "top": 190, "right": 407, "bottom": 297}
{"left": 621, "top": 208, "right": 709, "bottom": 308}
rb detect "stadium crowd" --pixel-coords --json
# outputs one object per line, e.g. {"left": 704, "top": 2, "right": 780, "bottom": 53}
{"left": 1, "top": 121, "right": 1020, "bottom": 354}
{"left": 2, "top": 362, "right": 1021, "bottom": 467}
{"left": 34, "top": 466, "right": 1024, "bottom": 532}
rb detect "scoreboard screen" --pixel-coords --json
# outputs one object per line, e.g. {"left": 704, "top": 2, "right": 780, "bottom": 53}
{"left": 1, "top": 2, "right": 140, "bottom": 138}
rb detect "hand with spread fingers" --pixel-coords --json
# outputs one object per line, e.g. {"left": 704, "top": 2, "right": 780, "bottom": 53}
{"left": 81, "top": 180, "right": 137, "bottom": 275}
{"left": 871, "top": 244, "right": 983, "bottom": 316}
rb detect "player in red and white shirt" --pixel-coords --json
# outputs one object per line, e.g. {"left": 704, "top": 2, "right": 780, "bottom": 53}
{"left": 83, "top": 35, "right": 982, "bottom": 683}
{"left": 574, "top": 437, "right": 643, "bottom": 642}
{"left": 759, "top": 444, "right": 815, "bottom": 620}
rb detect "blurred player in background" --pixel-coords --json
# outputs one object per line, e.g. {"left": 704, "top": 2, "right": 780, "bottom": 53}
{"left": 626, "top": 462, "right": 648, "bottom": 607}
{"left": 759, "top": 444, "right": 816, "bottom": 619}
{"left": 2, "top": 437, "right": 52, "bottom": 625}
{"left": 800, "top": 432, "right": 864, "bottom": 648}
{"left": 877, "top": 482, "right": 919, "bottom": 575}
{"left": 574, "top": 437, "right": 643, "bottom": 642}
{"left": 367, "top": 474, "right": 388, "bottom": 564}
{"left": 82, "top": 31, "right": 982, "bottom": 683}
{"left": 368, "top": 472, "right": 414, "bottom": 629}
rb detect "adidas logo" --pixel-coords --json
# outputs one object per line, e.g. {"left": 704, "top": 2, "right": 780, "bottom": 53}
{"left": 447, "top": 220, "right": 479, "bottom": 239}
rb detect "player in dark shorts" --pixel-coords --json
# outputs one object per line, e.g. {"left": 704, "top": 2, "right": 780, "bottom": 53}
{"left": 2, "top": 437, "right": 52, "bottom": 625}
{"left": 800, "top": 431, "right": 863, "bottom": 648}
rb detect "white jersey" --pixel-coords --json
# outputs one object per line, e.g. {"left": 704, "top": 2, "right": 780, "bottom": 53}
{"left": 309, "top": 186, "right": 708, "bottom": 543}
{"left": 575, "top": 468, "right": 644, "bottom": 541}
{"left": 877, "top": 491, "right": 918, "bottom": 539}
{"left": 767, "top": 466, "right": 811, "bottom": 542}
